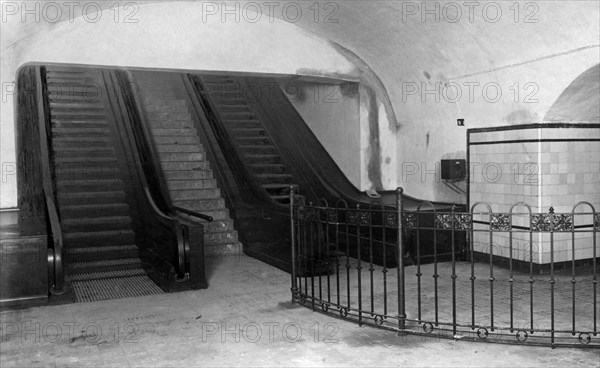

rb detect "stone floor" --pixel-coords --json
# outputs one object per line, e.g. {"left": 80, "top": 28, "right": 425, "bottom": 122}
{"left": 1, "top": 253, "right": 599, "bottom": 367}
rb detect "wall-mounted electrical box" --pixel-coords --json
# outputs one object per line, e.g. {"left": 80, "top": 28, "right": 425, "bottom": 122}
{"left": 441, "top": 159, "right": 466, "bottom": 181}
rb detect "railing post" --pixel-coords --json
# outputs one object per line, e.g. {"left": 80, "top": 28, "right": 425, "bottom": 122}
{"left": 396, "top": 187, "right": 406, "bottom": 332}
{"left": 290, "top": 185, "right": 298, "bottom": 302}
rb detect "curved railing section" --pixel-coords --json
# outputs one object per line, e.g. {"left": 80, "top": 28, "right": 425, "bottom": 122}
{"left": 35, "top": 66, "right": 65, "bottom": 294}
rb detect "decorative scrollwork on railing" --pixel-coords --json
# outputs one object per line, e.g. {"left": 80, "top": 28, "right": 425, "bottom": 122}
{"left": 435, "top": 213, "right": 473, "bottom": 230}
{"left": 348, "top": 210, "right": 371, "bottom": 225}
{"left": 435, "top": 214, "right": 454, "bottom": 230}
{"left": 303, "top": 206, "right": 320, "bottom": 221}
{"left": 490, "top": 213, "right": 511, "bottom": 231}
{"left": 552, "top": 214, "right": 573, "bottom": 232}
{"left": 531, "top": 214, "right": 551, "bottom": 231}
{"left": 384, "top": 212, "right": 398, "bottom": 228}
{"left": 325, "top": 209, "right": 338, "bottom": 223}
{"left": 594, "top": 213, "right": 600, "bottom": 231}
{"left": 453, "top": 214, "right": 472, "bottom": 230}
{"left": 402, "top": 213, "right": 417, "bottom": 229}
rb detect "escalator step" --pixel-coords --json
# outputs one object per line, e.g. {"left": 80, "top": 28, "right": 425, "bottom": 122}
{"left": 220, "top": 111, "right": 255, "bottom": 120}
{"left": 244, "top": 154, "right": 281, "bottom": 164}
{"left": 236, "top": 136, "right": 270, "bottom": 145}
{"left": 67, "top": 258, "right": 143, "bottom": 275}
{"left": 255, "top": 173, "right": 293, "bottom": 183}
{"left": 229, "top": 128, "right": 266, "bottom": 137}
{"left": 55, "top": 167, "right": 120, "bottom": 181}
{"left": 65, "top": 244, "right": 139, "bottom": 262}
{"left": 49, "top": 102, "right": 103, "bottom": 109}
{"left": 249, "top": 163, "right": 287, "bottom": 174}
{"left": 63, "top": 230, "right": 136, "bottom": 246}
{"left": 56, "top": 179, "right": 124, "bottom": 192}
{"left": 62, "top": 216, "right": 132, "bottom": 231}
{"left": 238, "top": 145, "right": 276, "bottom": 154}
{"left": 58, "top": 190, "right": 127, "bottom": 205}
{"left": 52, "top": 127, "right": 111, "bottom": 136}
{"left": 217, "top": 105, "right": 250, "bottom": 112}
{"left": 54, "top": 156, "right": 117, "bottom": 164}
{"left": 61, "top": 203, "right": 129, "bottom": 218}
{"left": 144, "top": 104, "right": 189, "bottom": 113}
{"left": 69, "top": 268, "right": 146, "bottom": 282}
{"left": 53, "top": 147, "right": 114, "bottom": 156}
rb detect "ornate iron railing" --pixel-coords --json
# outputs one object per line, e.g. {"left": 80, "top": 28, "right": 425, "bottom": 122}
{"left": 289, "top": 186, "right": 599, "bottom": 348}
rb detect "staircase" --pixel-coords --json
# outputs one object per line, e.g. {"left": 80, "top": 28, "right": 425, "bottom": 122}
{"left": 136, "top": 76, "right": 241, "bottom": 255}
{"left": 200, "top": 76, "right": 295, "bottom": 204}
{"left": 45, "top": 66, "right": 163, "bottom": 302}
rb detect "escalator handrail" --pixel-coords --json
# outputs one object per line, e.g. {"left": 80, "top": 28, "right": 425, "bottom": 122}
{"left": 104, "top": 70, "right": 187, "bottom": 278}
{"left": 35, "top": 65, "right": 64, "bottom": 293}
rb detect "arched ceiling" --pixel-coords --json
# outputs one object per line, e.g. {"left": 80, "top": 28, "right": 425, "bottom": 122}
{"left": 544, "top": 64, "right": 600, "bottom": 122}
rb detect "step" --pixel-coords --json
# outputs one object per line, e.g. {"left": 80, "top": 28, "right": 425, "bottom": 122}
{"left": 52, "top": 127, "right": 110, "bottom": 136}
{"left": 249, "top": 163, "right": 287, "bottom": 174}
{"left": 64, "top": 244, "right": 139, "bottom": 263}
{"left": 161, "top": 161, "right": 210, "bottom": 171}
{"left": 222, "top": 120, "right": 262, "bottom": 129}
{"left": 220, "top": 111, "right": 255, "bottom": 120}
{"left": 236, "top": 136, "right": 271, "bottom": 145}
{"left": 204, "top": 242, "right": 242, "bottom": 256}
{"left": 204, "top": 231, "right": 238, "bottom": 245}
{"left": 143, "top": 98, "right": 186, "bottom": 107}
{"left": 63, "top": 229, "right": 136, "bottom": 247}
{"left": 61, "top": 203, "right": 130, "bottom": 218}
{"left": 149, "top": 120, "right": 191, "bottom": 129}
{"left": 52, "top": 121, "right": 109, "bottom": 130}
{"left": 66, "top": 257, "right": 143, "bottom": 275}
{"left": 170, "top": 188, "right": 221, "bottom": 200}
{"left": 47, "top": 84, "right": 101, "bottom": 94}
{"left": 163, "top": 169, "right": 213, "bottom": 180}
{"left": 217, "top": 104, "right": 250, "bottom": 113}
{"left": 69, "top": 267, "right": 147, "bottom": 282}
{"left": 238, "top": 145, "right": 277, "bottom": 155}
{"left": 55, "top": 166, "right": 120, "bottom": 181}
{"left": 144, "top": 105, "right": 189, "bottom": 113}
{"left": 49, "top": 93, "right": 101, "bottom": 103}
{"left": 229, "top": 128, "right": 266, "bottom": 137}
{"left": 62, "top": 216, "right": 132, "bottom": 232}
{"left": 155, "top": 144, "right": 202, "bottom": 153}
{"left": 153, "top": 136, "right": 199, "bottom": 145}
{"left": 203, "top": 219, "right": 236, "bottom": 233}
{"left": 166, "top": 179, "right": 217, "bottom": 190}
{"left": 146, "top": 112, "right": 191, "bottom": 121}
{"left": 57, "top": 191, "right": 127, "bottom": 205}
{"left": 255, "top": 173, "right": 293, "bottom": 184}
{"left": 53, "top": 147, "right": 114, "bottom": 157}
{"left": 152, "top": 128, "right": 197, "bottom": 136}
{"left": 49, "top": 102, "right": 103, "bottom": 109}
{"left": 53, "top": 136, "right": 112, "bottom": 143}
{"left": 54, "top": 156, "right": 117, "bottom": 164}
{"left": 244, "top": 154, "right": 281, "bottom": 164}
{"left": 56, "top": 179, "right": 124, "bottom": 192}
{"left": 50, "top": 113, "right": 106, "bottom": 120}
{"left": 172, "top": 198, "right": 225, "bottom": 211}
{"left": 158, "top": 152, "right": 204, "bottom": 161}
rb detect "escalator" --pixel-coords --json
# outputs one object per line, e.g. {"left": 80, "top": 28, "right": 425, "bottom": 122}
{"left": 182, "top": 74, "right": 465, "bottom": 271}
{"left": 19, "top": 65, "right": 208, "bottom": 303}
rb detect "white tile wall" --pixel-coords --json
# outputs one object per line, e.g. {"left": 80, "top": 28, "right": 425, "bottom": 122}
{"left": 470, "top": 126, "right": 600, "bottom": 264}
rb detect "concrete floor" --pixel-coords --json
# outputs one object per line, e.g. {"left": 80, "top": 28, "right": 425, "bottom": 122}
{"left": 1, "top": 253, "right": 599, "bottom": 368}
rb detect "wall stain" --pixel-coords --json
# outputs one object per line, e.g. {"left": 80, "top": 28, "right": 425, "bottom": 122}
{"left": 426, "top": 131, "right": 430, "bottom": 147}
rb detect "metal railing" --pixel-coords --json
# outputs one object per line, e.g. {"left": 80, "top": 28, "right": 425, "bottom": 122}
{"left": 290, "top": 186, "right": 599, "bottom": 348}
